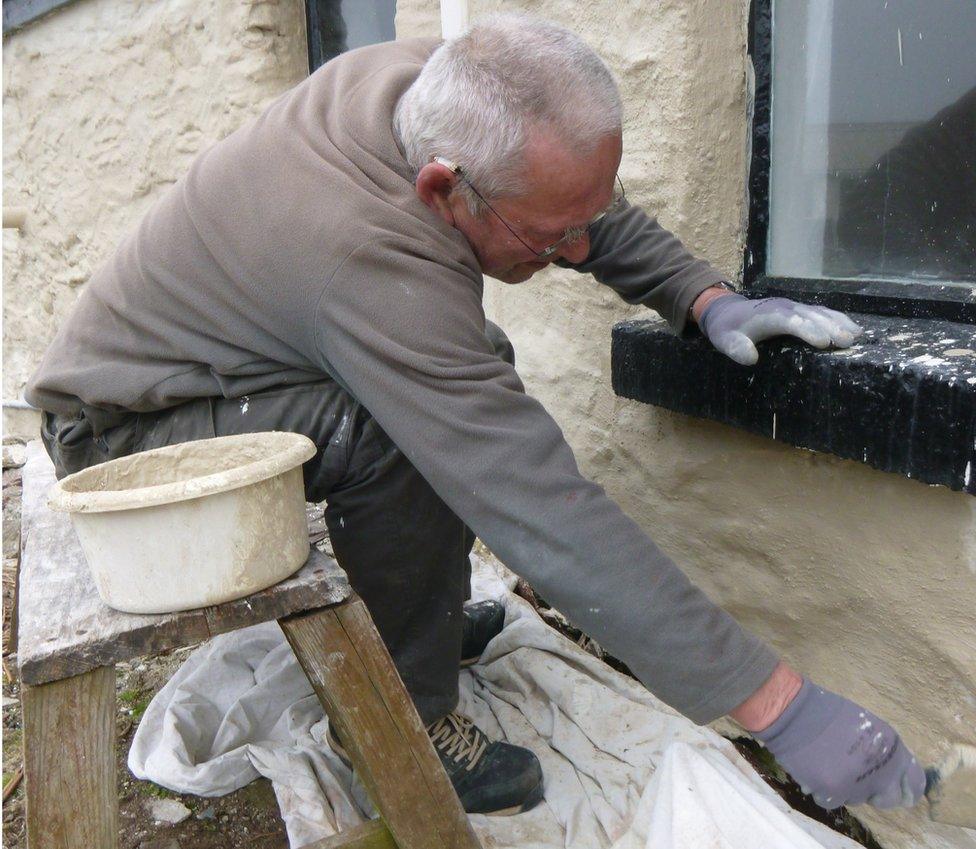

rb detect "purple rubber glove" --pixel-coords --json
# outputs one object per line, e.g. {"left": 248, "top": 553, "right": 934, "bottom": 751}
{"left": 699, "top": 294, "right": 863, "bottom": 365}
{"left": 754, "top": 679, "right": 926, "bottom": 810}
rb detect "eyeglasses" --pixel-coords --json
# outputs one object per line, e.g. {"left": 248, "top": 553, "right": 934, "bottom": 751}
{"left": 432, "top": 156, "right": 626, "bottom": 260}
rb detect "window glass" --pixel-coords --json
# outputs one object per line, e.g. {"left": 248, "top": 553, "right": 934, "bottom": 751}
{"left": 341, "top": 0, "right": 396, "bottom": 51}
{"left": 767, "top": 0, "right": 976, "bottom": 285}
{"left": 308, "top": 0, "right": 397, "bottom": 71}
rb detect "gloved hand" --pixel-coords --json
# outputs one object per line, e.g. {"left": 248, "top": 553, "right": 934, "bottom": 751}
{"left": 754, "top": 678, "right": 926, "bottom": 810}
{"left": 699, "top": 294, "right": 863, "bottom": 365}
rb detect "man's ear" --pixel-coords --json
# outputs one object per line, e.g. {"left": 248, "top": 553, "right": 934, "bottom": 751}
{"left": 415, "top": 161, "right": 459, "bottom": 226}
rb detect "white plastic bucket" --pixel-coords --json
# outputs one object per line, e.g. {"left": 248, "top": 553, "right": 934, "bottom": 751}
{"left": 48, "top": 432, "right": 317, "bottom": 614}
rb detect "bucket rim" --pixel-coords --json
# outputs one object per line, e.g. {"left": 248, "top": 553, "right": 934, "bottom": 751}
{"left": 48, "top": 431, "right": 316, "bottom": 514}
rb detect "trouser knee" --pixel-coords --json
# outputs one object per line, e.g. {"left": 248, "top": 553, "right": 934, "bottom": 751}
{"left": 486, "top": 320, "right": 515, "bottom": 367}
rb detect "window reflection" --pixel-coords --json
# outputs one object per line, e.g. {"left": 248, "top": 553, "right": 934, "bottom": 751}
{"left": 834, "top": 86, "right": 976, "bottom": 282}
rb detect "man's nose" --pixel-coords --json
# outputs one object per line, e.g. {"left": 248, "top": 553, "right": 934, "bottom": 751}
{"left": 557, "top": 233, "right": 590, "bottom": 264}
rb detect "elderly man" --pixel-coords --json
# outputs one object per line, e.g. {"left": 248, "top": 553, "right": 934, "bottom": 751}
{"left": 27, "top": 15, "right": 923, "bottom": 816}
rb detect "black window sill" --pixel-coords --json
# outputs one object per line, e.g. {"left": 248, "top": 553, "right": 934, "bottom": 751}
{"left": 611, "top": 312, "right": 976, "bottom": 495}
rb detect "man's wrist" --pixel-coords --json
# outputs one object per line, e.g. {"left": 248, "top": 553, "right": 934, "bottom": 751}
{"left": 728, "top": 660, "right": 804, "bottom": 733}
{"left": 691, "top": 283, "right": 737, "bottom": 324}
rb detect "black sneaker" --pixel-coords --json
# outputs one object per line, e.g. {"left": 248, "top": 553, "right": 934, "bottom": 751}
{"left": 328, "top": 712, "right": 544, "bottom": 816}
{"left": 461, "top": 600, "right": 505, "bottom": 667}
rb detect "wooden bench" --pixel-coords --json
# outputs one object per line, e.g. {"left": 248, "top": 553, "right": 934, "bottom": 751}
{"left": 17, "top": 441, "right": 482, "bottom": 849}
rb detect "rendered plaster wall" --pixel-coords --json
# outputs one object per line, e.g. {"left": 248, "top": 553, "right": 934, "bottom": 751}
{"left": 2, "top": 0, "right": 308, "bottom": 438}
{"left": 403, "top": 4, "right": 976, "bottom": 849}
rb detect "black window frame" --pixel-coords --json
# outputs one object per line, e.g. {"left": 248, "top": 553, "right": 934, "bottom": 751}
{"left": 743, "top": 0, "right": 976, "bottom": 325}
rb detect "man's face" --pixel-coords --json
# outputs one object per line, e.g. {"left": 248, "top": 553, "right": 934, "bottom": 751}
{"left": 452, "top": 132, "right": 623, "bottom": 284}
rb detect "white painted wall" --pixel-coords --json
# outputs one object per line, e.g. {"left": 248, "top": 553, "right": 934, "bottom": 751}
{"left": 2, "top": 0, "right": 308, "bottom": 436}
{"left": 3, "top": 2, "right": 974, "bottom": 847}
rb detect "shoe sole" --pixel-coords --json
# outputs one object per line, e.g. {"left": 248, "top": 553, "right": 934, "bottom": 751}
{"left": 473, "top": 777, "right": 545, "bottom": 816}
{"left": 328, "top": 729, "right": 545, "bottom": 816}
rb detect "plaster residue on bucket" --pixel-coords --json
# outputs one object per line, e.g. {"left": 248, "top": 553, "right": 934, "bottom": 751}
{"left": 231, "top": 465, "right": 310, "bottom": 592}
{"left": 49, "top": 433, "right": 316, "bottom": 613}
{"left": 51, "top": 433, "right": 316, "bottom": 516}
{"left": 59, "top": 438, "right": 269, "bottom": 494}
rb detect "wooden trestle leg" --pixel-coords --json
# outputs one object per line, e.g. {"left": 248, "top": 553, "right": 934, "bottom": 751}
{"left": 22, "top": 665, "right": 118, "bottom": 849}
{"left": 280, "top": 595, "right": 483, "bottom": 849}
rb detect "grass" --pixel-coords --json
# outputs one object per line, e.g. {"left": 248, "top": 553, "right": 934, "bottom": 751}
{"left": 133, "top": 780, "right": 178, "bottom": 800}
{"left": 119, "top": 688, "right": 151, "bottom": 724}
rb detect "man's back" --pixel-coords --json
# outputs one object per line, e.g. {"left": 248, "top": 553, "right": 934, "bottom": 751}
{"left": 25, "top": 37, "right": 475, "bottom": 427}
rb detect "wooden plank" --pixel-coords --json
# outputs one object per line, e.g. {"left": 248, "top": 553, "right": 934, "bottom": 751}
{"left": 280, "top": 599, "right": 482, "bottom": 849}
{"left": 18, "top": 441, "right": 351, "bottom": 686}
{"left": 22, "top": 666, "right": 117, "bottom": 849}
{"left": 306, "top": 818, "right": 397, "bottom": 849}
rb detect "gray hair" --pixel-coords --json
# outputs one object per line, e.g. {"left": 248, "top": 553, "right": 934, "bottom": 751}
{"left": 394, "top": 13, "right": 622, "bottom": 214}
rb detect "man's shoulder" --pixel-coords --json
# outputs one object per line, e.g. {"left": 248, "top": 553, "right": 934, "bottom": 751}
{"left": 319, "top": 36, "right": 441, "bottom": 79}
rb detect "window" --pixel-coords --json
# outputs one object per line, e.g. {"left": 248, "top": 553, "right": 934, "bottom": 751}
{"left": 3, "top": 0, "right": 77, "bottom": 34}
{"left": 745, "top": 0, "right": 976, "bottom": 322}
{"left": 306, "top": 0, "right": 397, "bottom": 73}
{"left": 612, "top": 0, "right": 975, "bottom": 494}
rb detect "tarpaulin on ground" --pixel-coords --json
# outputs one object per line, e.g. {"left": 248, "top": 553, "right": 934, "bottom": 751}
{"left": 129, "top": 556, "right": 860, "bottom": 849}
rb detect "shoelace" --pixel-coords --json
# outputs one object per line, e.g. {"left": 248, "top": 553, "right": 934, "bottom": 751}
{"left": 426, "top": 713, "right": 489, "bottom": 772}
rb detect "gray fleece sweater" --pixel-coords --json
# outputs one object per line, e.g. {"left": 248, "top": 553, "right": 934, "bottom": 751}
{"left": 26, "top": 38, "right": 778, "bottom": 723}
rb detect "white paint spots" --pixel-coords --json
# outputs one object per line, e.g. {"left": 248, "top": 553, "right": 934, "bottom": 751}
{"left": 339, "top": 516, "right": 345, "bottom": 528}
{"left": 860, "top": 718, "right": 873, "bottom": 731}
{"left": 965, "top": 461, "right": 972, "bottom": 489}
{"left": 240, "top": 396, "right": 249, "bottom": 415}
{"left": 908, "top": 354, "right": 946, "bottom": 367}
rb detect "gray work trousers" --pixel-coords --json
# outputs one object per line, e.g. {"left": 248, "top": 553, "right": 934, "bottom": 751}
{"left": 42, "top": 323, "right": 516, "bottom": 725}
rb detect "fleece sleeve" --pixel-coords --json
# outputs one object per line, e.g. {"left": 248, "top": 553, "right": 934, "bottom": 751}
{"left": 314, "top": 241, "right": 777, "bottom": 723}
{"left": 559, "top": 201, "right": 731, "bottom": 334}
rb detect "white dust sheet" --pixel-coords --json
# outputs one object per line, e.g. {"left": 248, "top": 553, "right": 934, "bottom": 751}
{"left": 130, "top": 556, "right": 860, "bottom": 849}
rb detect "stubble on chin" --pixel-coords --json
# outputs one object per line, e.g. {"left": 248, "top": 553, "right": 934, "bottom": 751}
{"left": 494, "top": 263, "right": 544, "bottom": 285}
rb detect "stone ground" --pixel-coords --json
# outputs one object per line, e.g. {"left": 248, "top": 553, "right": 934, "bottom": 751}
{"left": 0, "top": 436, "right": 882, "bottom": 848}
